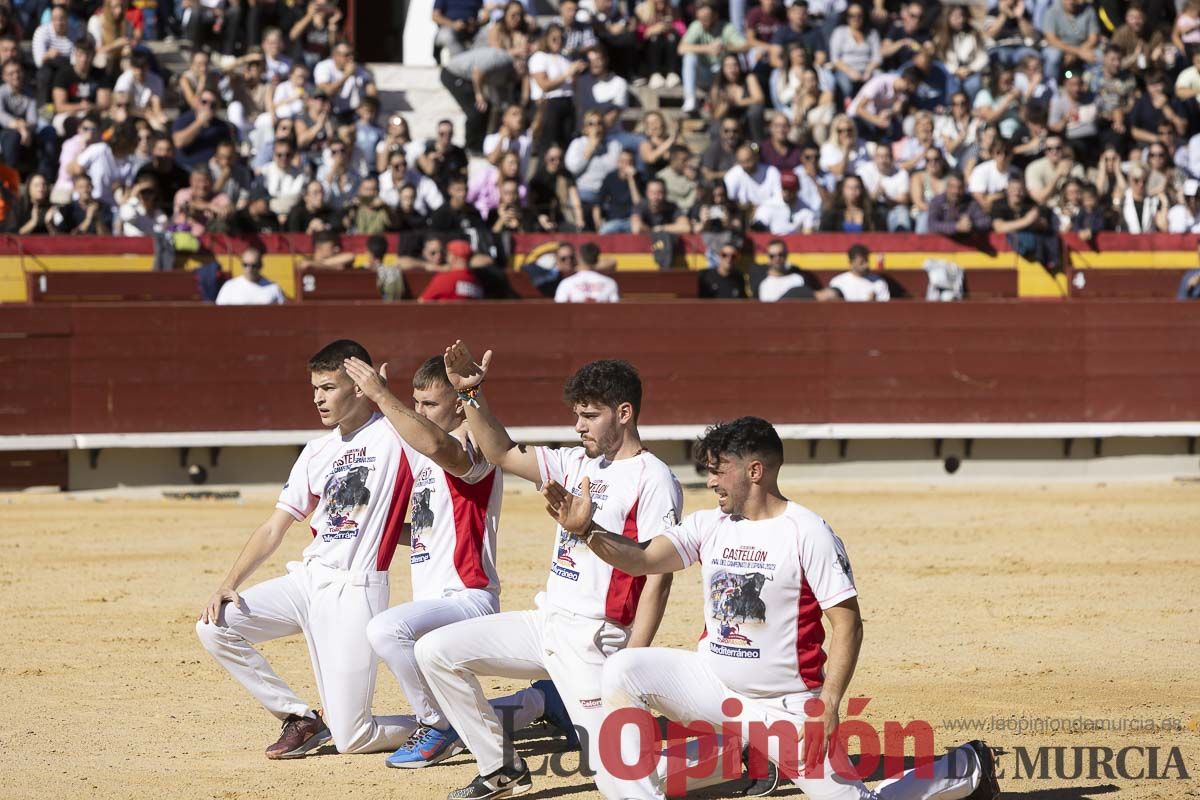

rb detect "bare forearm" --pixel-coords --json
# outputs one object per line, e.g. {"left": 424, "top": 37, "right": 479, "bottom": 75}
{"left": 628, "top": 573, "right": 672, "bottom": 647}
{"left": 819, "top": 615, "right": 862, "bottom": 708}
{"left": 221, "top": 523, "right": 287, "bottom": 590}
{"left": 460, "top": 393, "right": 519, "bottom": 466}
{"left": 374, "top": 388, "right": 471, "bottom": 474}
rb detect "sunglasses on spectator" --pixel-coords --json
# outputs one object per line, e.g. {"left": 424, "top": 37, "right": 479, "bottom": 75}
{"left": 80, "top": 124, "right": 97, "bottom": 132}
{"left": 767, "top": 251, "right": 786, "bottom": 258}
{"left": 275, "top": 150, "right": 291, "bottom": 158}
{"left": 719, "top": 250, "right": 738, "bottom": 258}
{"left": 837, "top": 127, "right": 853, "bottom": 134}
{"left": 243, "top": 260, "right": 262, "bottom": 269}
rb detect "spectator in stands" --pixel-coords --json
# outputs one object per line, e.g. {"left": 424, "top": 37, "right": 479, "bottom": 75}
{"left": 52, "top": 111, "right": 96, "bottom": 203}
{"left": 216, "top": 246, "right": 287, "bottom": 305}
{"left": 342, "top": 176, "right": 392, "bottom": 235}
{"left": 828, "top": 2, "right": 880, "bottom": 102}
{"left": 1087, "top": 145, "right": 1127, "bottom": 207}
{"left": 771, "top": 45, "right": 832, "bottom": 137}
{"left": 317, "top": 138, "right": 360, "bottom": 211}
{"left": 910, "top": 149, "right": 948, "bottom": 232}
{"left": 261, "top": 26, "right": 293, "bottom": 84}
{"left": 723, "top": 143, "right": 781, "bottom": 213}
{"left": 50, "top": 173, "right": 111, "bottom": 234}
{"left": 113, "top": 52, "right": 166, "bottom": 131}
{"left": 566, "top": 108, "right": 622, "bottom": 213}
{"left": 51, "top": 38, "right": 109, "bottom": 137}
{"left": 798, "top": 139, "right": 833, "bottom": 197}
{"left": 925, "top": 171, "right": 990, "bottom": 235}
{"left": 993, "top": 175, "right": 1060, "bottom": 267}
{"left": 295, "top": 91, "right": 335, "bottom": 165}
{"left": 555, "top": 240, "right": 619, "bottom": 302}
{"left": 847, "top": 67, "right": 916, "bottom": 142}
{"left": 770, "top": 1, "right": 826, "bottom": 69}
{"left": 68, "top": 119, "right": 136, "bottom": 208}
{"left": 226, "top": 53, "right": 270, "bottom": 142}
{"left": 1148, "top": 128, "right": 1187, "bottom": 199}
{"left": 895, "top": 109, "right": 937, "bottom": 173}
{"left": 420, "top": 119, "right": 470, "bottom": 192}
{"left": 1118, "top": 165, "right": 1168, "bottom": 234}
{"left": 752, "top": 170, "right": 817, "bottom": 234}
{"left": 484, "top": 104, "right": 532, "bottom": 175}
{"left": 271, "top": 62, "right": 309, "bottom": 121}
{"left": 636, "top": 111, "right": 675, "bottom": 177}
{"left": 1167, "top": 179, "right": 1200, "bottom": 233}
{"left": 858, "top": 144, "right": 911, "bottom": 231}
{"left": 678, "top": 0, "right": 748, "bottom": 115}
{"left": 591, "top": 0, "right": 637, "bottom": 79}
{"left": 178, "top": 50, "right": 218, "bottom": 113}
{"left": 487, "top": 0, "right": 535, "bottom": 63}
{"left": 89, "top": 0, "right": 138, "bottom": 80}
{"left": 830, "top": 243, "right": 889, "bottom": 301}
{"left": 117, "top": 175, "right": 167, "bottom": 235}
{"left": 700, "top": 115, "right": 743, "bottom": 182}
{"left": 468, "top": 149, "right": 525, "bottom": 219}
{"left": 226, "top": 185, "right": 281, "bottom": 234}
{"left": 819, "top": 113, "right": 869, "bottom": 179}
{"left": 745, "top": 0, "right": 786, "bottom": 78}
{"left": 698, "top": 241, "right": 748, "bottom": 298}
{"left": 759, "top": 112, "right": 800, "bottom": 172}
{"left": 575, "top": 45, "right": 628, "bottom": 133}
{"left": 364, "top": 235, "right": 405, "bottom": 301}
{"left": 429, "top": 173, "right": 486, "bottom": 237}
{"left": 314, "top": 42, "right": 375, "bottom": 122}
{"left": 172, "top": 88, "right": 233, "bottom": 170}
{"left": 968, "top": 136, "right": 1015, "bottom": 213}
{"left": 1111, "top": 3, "right": 1163, "bottom": 71}
{"left": 261, "top": 138, "right": 306, "bottom": 219}
{"left": 634, "top": 0, "right": 683, "bottom": 88}
{"left": 595, "top": 147, "right": 642, "bottom": 233}
{"left": 375, "top": 113, "right": 416, "bottom": 174}
{"left": 710, "top": 53, "right": 766, "bottom": 142}
{"left": 631, "top": 177, "right": 690, "bottom": 234}
{"left": 529, "top": 24, "right": 585, "bottom": 151}
{"left": 290, "top": 1, "right": 341, "bottom": 70}
{"left": 522, "top": 240, "right": 574, "bottom": 296}
{"left": 173, "top": 166, "right": 231, "bottom": 236}
{"left": 32, "top": 3, "right": 73, "bottom": 106}
{"left": 526, "top": 143, "right": 585, "bottom": 231}
{"left": 487, "top": 176, "right": 535, "bottom": 259}
{"left": 1025, "top": 135, "right": 1086, "bottom": 206}
{"left": 0, "top": 4, "right": 21, "bottom": 44}
{"left": 985, "top": 0, "right": 1038, "bottom": 67}
{"left": 1048, "top": 69, "right": 1100, "bottom": 162}
{"left": 433, "top": 0, "right": 482, "bottom": 60}
{"left": 287, "top": 179, "right": 339, "bottom": 233}
{"left": 1072, "top": 182, "right": 1113, "bottom": 241}
{"left": 398, "top": 234, "right": 448, "bottom": 270}
{"left": 440, "top": 47, "right": 518, "bottom": 157}
{"left": 558, "top": 0, "right": 596, "bottom": 57}
{"left": 691, "top": 180, "right": 744, "bottom": 240}
{"left": 657, "top": 144, "right": 697, "bottom": 211}
{"left": 420, "top": 239, "right": 485, "bottom": 301}
{"left": 820, "top": 173, "right": 883, "bottom": 232}
{"left": 936, "top": 91, "right": 976, "bottom": 167}
{"left": 11, "top": 172, "right": 52, "bottom": 234}
{"left": 134, "top": 132, "right": 189, "bottom": 204}
{"left": 300, "top": 229, "right": 356, "bottom": 269}
{"left": 209, "top": 140, "right": 253, "bottom": 209}
{"left": 351, "top": 97, "right": 383, "bottom": 177}
{"left": 757, "top": 238, "right": 806, "bottom": 301}
{"left": 379, "top": 152, "right": 442, "bottom": 217}
{"left": 0, "top": 58, "right": 43, "bottom": 175}
{"left": 933, "top": 4, "right": 988, "bottom": 100}
{"left": 1041, "top": 0, "right": 1101, "bottom": 81}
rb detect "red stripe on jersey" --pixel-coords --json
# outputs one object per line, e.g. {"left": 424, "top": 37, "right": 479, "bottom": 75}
{"left": 445, "top": 470, "right": 496, "bottom": 590}
{"left": 310, "top": 526, "right": 317, "bottom": 538}
{"left": 796, "top": 573, "right": 827, "bottom": 689}
{"left": 604, "top": 498, "right": 646, "bottom": 627}
{"left": 376, "top": 449, "right": 415, "bottom": 571}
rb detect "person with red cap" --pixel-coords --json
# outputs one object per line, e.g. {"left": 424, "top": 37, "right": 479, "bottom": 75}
{"left": 419, "top": 239, "right": 485, "bottom": 302}
{"left": 752, "top": 170, "right": 820, "bottom": 234}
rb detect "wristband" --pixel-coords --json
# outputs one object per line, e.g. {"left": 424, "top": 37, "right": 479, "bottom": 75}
{"left": 456, "top": 385, "right": 482, "bottom": 408}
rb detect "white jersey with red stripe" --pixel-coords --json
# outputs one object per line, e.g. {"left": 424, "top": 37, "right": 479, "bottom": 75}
{"left": 663, "top": 501, "right": 858, "bottom": 698}
{"left": 406, "top": 433, "right": 502, "bottom": 601}
{"left": 276, "top": 413, "right": 415, "bottom": 573}
{"left": 535, "top": 446, "right": 683, "bottom": 626}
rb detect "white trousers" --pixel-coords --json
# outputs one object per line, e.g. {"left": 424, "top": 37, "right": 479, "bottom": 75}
{"left": 195, "top": 560, "right": 417, "bottom": 754}
{"left": 366, "top": 588, "right": 500, "bottom": 730}
{"left": 602, "top": 648, "right": 982, "bottom": 800}
{"left": 416, "top": 602, "right": 630, "bottom": 795}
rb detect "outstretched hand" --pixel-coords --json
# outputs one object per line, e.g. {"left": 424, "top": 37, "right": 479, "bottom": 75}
{"left": 542, "top": 477, "right": 595, "bottom": 537}
{"left": 443, "top": 339, "right": 492, "bottom": 392}
{"left": 343, "top": 357, "right": 390, "bottom": 404}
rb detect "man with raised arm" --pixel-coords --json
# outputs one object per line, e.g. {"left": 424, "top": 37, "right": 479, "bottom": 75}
{"left": 414, "top": 342, "right": 681, "bottom": 800}
{"left": 342, "top": 356, "right": 504, "bottom": 769}
{"left": 541, "top": 416, "right": 1001, "bottom": 800}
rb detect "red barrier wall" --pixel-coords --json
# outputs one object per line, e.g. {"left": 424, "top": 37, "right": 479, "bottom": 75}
{"left": 0, "top": 301, "right": 1196, "bottom": 436}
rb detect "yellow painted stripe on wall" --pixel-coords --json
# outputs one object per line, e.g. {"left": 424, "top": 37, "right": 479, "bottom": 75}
{"left": 1068, "top": 250, "right": 1198, "bottom": 269}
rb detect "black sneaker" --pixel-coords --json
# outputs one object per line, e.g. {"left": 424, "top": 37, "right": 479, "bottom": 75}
{"left": 964, "top": 740, "right": 1001, "bottom": 800}
{"left": 739, "top": 746, "right": 779, "bottom": 797}
{"left": 447, "top": 762, "right": 533, "bottom": 799}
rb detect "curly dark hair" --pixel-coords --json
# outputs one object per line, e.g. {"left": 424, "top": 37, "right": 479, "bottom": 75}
{"left": 308, "top": 339, "right": 371, "bottom": 372}
{"left": 562, "top": 360, "right": 642, "bottom": 418}
{"left": 694, "top": 417, "right": 783, "bottom": 469}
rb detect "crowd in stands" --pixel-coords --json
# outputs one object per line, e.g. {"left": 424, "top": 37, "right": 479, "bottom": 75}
{"left": 3, "top": 0, "right": 1200, "bottom": 297}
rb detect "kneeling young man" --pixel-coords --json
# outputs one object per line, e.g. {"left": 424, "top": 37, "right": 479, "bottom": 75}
{"left": 196, "top": 341, "right": 456, "bottom": 759}
{"left": 415, "top": 343, "right": 681, "bottom": 799}
{"left": 542, "top": 417, "right": 1001, "bottom": 800}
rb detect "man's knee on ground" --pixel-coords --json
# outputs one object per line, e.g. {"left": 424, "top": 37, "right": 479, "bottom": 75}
{"left": 328, "top": 716, "right": 377, "bottom": 754}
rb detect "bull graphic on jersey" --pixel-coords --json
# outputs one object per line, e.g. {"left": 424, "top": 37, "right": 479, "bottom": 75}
{"left": 322, "top": 466, "right": 371, "bottom": 539}
{"left": 835, "top": 551, "right": 853, "bottom": 578}
{"left": 411, "top": 488, "right": 435, "bottom": 533}
{"left": 710, "top": 570, "right": 768, "bottom": 624}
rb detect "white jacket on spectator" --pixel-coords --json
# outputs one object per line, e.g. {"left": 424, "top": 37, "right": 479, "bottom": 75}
{"left": 724, "top": 163, "right": 781, "bottom": 208}
{"left": 216, "top": 274, "right": 287, "bottom": 305}
{"left": 261, "top": 162, "right": 307, "bottom": 217}
{"left": 118, "top": 196, "right": 168, "bottom": 236}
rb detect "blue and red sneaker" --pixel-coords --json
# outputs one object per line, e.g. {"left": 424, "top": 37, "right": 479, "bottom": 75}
{"left": 385, "top": 724, "right": 465, "bottom": 769}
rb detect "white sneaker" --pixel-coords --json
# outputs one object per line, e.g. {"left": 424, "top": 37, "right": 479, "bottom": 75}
{"left": 648, "top": 73, "right": 666, "bottom": 89}
{"left": 665, "top": 72, "right": 681, "bottom": 88}
{"left": 681, "top": 95, "right": 696, "bottom": 113}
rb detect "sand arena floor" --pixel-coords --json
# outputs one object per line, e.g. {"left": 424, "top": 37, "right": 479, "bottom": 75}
{"left": 0, "top": 478, "right": 1197, "bottom": 799}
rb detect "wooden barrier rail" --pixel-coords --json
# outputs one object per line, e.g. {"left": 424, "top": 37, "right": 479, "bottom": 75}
{"left": 0, "top": 301, "right": 1196, "bottom": 437}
